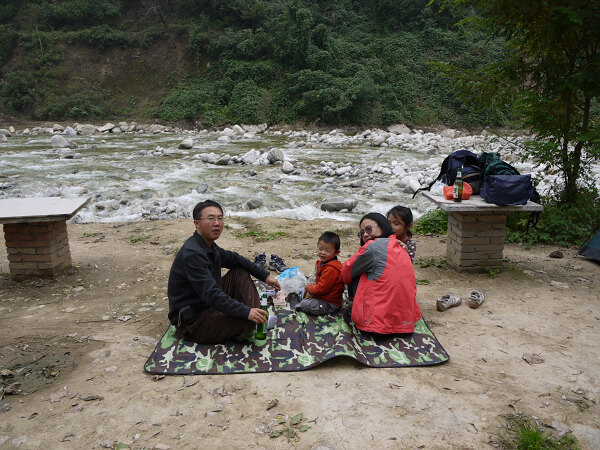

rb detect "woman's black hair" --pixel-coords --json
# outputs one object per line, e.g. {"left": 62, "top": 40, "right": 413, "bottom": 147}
{"left": 386, "top": 205, "right": 414, "bottom": 238}
{"left": 359, "top": 212, "right": 393, "bottom": 246}
{"left": 193, "top": 199, "right": 224, "bottom": 220}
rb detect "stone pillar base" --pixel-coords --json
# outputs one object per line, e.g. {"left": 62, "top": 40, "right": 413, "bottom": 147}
{"left": 3, "top": 221, "right": 72, "bottom": 281}
{"left": 446, "top": 212, "right": 506, "bottom": 273}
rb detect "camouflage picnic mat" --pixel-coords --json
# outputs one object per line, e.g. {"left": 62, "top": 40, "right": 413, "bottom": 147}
{"left": 145, "top": 285, "right": 449, "bottom": 375}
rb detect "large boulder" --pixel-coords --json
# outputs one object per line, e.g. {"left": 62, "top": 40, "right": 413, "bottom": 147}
{"left": 149, "top": 124, "right": 166, "bottom": 133}
{"left": 98, "top": 123, "right": 115, "bottom": 132}
{"left": 215, "top": 154, "right": 231, "bottom": 165}
{"left": 267, "top": 148, "right": 285, "bottom": 164}
{"left": 388, "top": 124, "right": 411, "bottom": 134}
{"left": 281, "top": 161, "right": 294, "bottom": 174}
{"left": 401, "top": 178, "right": 421, "bottom": 194}
{"left": 439, "top": 128, "right": 458, "bottom": 138}
{"left": 246, "top": 199, "right": 263, "bottom": 210}
{"left": 242, "top": 123, "right": 268, "bottom": 134}
{"left": 241, "top": 149, "right": 260, "bottom": 165}
{"left": 178, "top": 137, "right": 194, "bottom": 149}
{"left": 231, "top": 125, "right": 244, "bottom": 135}
{"left": 51, "top": 135, "right": 73, "bottom": 148}
{"left": 78, "top": 124, "right": 97, "bottom": 135}
{"left": 320, "top": 198, "right": 358, "bottom": 212}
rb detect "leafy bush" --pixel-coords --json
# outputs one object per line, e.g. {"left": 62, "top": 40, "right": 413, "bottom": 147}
{"left": 0, "top": 70, "right": 35, "bottom": 112}
{"left": 0, "top": 25, "right": 17, "bottom": 67}
{"left": 0, "top": 0, "right": 18, "bottom": 23}
{"left": 78, "top": 26, "right": 131, "bottom": 49}
{"left": 506, "top": 188, "right": 600, "bottom": 247}
{"left": 228, "top": 79, "right": 263, "bottom": 123}
{"left": 39, "top": 94, "right": 104, "bottom": 119}
{"left": 413, "top": 209, "right": 448, "bottom": 235}
{"left": 153, "top": 77, "right": 217, "bottom": 121}
{"left": 41, "top": 0, "right": 120, "bottom": 29}
{"left": 3, "top": 0, "right": 515, "bottom": 127}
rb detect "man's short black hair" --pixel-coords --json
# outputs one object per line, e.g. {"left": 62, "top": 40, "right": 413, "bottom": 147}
{"left": 318, "top": 231, "right": 341, "bottom": 251}
{"left": 193, "top": 199, "right": 224, "bottom": 220}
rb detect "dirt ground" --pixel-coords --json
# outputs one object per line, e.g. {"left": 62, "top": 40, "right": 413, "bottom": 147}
{"left": 0, "top": 216, "right": 599, "bottom": 449}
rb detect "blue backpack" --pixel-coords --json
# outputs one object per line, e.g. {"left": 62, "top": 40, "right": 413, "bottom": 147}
{"left": 414, "top": 149, "right": 482, "bottom": 197}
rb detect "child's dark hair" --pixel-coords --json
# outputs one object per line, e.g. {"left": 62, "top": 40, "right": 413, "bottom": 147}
{"left": 318, "top": 231, "right": 341, "bottom": 251}
{"left": 386, "top": 205, "right": 413, "bottom": 237}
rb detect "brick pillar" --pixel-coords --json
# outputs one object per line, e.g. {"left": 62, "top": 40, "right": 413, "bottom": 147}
{"left": 446, "top": 212, "right": 506, "bottom": 273}
{"left": 3, "top": 221, "right": 72, "bottom": 280}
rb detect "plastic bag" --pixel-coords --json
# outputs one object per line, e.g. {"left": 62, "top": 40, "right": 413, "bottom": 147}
{"left": 276, "top": 266, "right": 307, "bottom": 298}
{"left": 430, "top": 180, "right": 445, "bottom": 196}
{"left": 443, "top": 181, "right": 473, "bottom": 200}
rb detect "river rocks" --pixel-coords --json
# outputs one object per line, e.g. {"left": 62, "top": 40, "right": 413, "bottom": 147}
{"left": 241, "top": 149, "right": 260, "bottom": 165}
{"left": 439, "top": 128, "right": 458, "bottom": 138}
{"left": 197, "top": 181, "right": 209, "bottom": 193}
{"left": 388, "top": 124, "right": 411, "bottom": 134}
{"left": 53, "top": 124, "right": 65, "bottom": 132}
{"left": 98, "top": 123, "right": 115, "bottom": 133}
{"left": 398, "top": 177, "right": 422, "bottom": 194}
{"left": 267, "top": 148, "right": 285, "bottom": 163}
{"left": 242, "top": 123, "right": 268, "bottom": 134}
{"left": 78, "top": 124, "right": 97, "bottom": 135}
{"left": 281, "top": 161, "right": 294, "bottom": 174}
{"left": 320, "top": 198, "right": 358, "bottom": 212}
{"left": 178, "top": 138, "right": 194, "bottom": 149}
{"left": 215, "top": 154, "right": 231, "bottom": 165}
{"left": 231, "top": 125, "right": 244, "bottom": 135}
{"left": 246, "top": 199, "right": 263, "bottom": 209}
{"left": 51, "top": 135, "right": 77, "bottom": 148}
{"left": 4, "top": 120, "right": 600, "bottom": 224}
{"left": 149, "top": 124, "right": 166, "bottom": 133}
{"left": 335, "top": 166, "right": 352, "bottom": 176}
{"left": 63, "top": 126, "right": 77, "bottom": 136}
{"left": 95, "top": 200, "right": 120, "bottom": 211}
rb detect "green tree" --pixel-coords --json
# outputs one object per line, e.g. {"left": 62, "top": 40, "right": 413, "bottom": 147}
{"left": 432, "top": 0, "right": 600, "bottom": 202}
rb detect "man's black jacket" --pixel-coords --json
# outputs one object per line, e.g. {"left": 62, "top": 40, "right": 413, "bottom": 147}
{"left": 167, "top": 231, "right": 270, "bottom": 325}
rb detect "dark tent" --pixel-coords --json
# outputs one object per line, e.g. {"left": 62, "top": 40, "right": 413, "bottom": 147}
{"left": 577, "top": 229, "right": 600, "bottom": 263}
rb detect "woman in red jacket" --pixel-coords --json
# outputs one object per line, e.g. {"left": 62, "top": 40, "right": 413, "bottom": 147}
{"left": 341, "top": 213, "right": 422, "bottom": 334}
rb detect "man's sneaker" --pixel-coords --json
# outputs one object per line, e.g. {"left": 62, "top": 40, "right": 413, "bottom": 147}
{"left": 468, "top": 290, "right": 485, "bottom": 309}
{"left": 268, "top": 254, "right": 288, "bottom": 273}
{"left": 253, "top": 252, "right": 266, "bottom": 268}
{"left": 436, "top": 294, "right": 461, "bottom": 312}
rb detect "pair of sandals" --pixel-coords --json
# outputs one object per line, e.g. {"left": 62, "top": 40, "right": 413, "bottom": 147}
{"left": 437, "top": 290, "right": 484, "bottom": 312}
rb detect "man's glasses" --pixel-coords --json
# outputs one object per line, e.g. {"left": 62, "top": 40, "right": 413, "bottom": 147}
{"left": 197, "top": 216, "right": 224, "bottom": 223}
{"left": 357, "top": 225, "right": 375, "bottom": 238}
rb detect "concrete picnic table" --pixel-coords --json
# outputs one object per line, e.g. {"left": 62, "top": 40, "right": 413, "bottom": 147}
{"left": 422, "top": 192, "right": 543, "bottom": 272}
{"left": 0, "top": 197, "right": 90, "bottom": 280}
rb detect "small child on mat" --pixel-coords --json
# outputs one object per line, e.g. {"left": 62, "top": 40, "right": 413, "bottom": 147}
{"left": 387, "top": 205, "right": 417, "bottom": 262}
{"left": 295, "top": 231, "right": 345, "bottom": 315}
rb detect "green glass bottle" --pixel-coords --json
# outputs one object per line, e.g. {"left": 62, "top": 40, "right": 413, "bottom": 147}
{"left": 254, "top": 293, "right": 268, "bottom": 340}
{"left": 453, "top": 167, "right": 463, "bottom": 203}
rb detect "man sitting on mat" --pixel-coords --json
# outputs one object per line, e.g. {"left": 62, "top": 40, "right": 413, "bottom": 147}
{"left": 167, "top": 199, "right": 281, "bottom": 344}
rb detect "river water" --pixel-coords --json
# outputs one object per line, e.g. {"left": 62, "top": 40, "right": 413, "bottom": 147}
{"left": 1, "top": 126, "right": 596, "bottom": 224}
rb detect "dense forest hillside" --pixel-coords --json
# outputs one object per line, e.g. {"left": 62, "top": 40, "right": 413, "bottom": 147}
{"left": 0, "top": 0, "right": 508, "bottom": 127}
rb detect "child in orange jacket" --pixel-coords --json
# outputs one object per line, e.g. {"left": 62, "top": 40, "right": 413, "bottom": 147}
{"left": 295, "top": 232, "right": 345, "bottom": 315}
